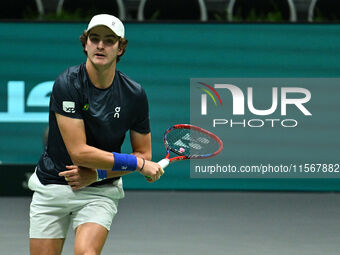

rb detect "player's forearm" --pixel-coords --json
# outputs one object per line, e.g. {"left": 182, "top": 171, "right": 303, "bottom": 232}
{"left": 96, "top": 156, "right": 144, "bottom": 180}
{"left": 69, "top": 144, "right": 114, "bottom": 170}
{"left": 131, "top": 151, "right": 151, "bottom": 161}
{"left": 70, "top": 144, "right": 145, "bottom": 172}
{"left": 105, "top": 170, "right": 133, "bottom": 178}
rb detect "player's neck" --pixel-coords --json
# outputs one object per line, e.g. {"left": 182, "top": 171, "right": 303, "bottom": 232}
{"left": 86, "top": 60, "right": 116, "bottom": 89}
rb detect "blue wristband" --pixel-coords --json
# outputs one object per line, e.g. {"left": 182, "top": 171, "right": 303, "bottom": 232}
{"left": 96, "top": 169, "right": 107, "bottom": 181}
{"left": 112, "top": 152, "right": 137, "bottom": 171}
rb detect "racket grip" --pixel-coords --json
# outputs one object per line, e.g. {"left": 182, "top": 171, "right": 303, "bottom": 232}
{"left": 158, "top": 158, "right": 170, "bottom": 169}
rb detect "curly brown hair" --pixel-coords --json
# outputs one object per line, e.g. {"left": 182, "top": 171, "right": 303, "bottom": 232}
{"left": 80, "top": 30, "right": 128, "bottom": 63}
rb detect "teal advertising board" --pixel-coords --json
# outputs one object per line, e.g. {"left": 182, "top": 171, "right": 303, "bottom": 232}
{"left": 0, "top": 22, "right": 339, "bottom": 192}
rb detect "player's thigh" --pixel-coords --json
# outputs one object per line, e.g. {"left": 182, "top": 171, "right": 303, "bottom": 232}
{"left": 74, "top": 223, "right": 108, "bottom": 255}
{"left": 29, "top": 172, "right": 72, "bottom": 239}
{"left": 30, "top": 238, "right": 65, "bottom": 255}
{"left": 71, "top": 182, "right": 123, "bottom": 232}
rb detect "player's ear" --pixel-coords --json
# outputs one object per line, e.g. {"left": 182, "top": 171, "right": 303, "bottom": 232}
{"left": 85, "top": 35, "right": 90, "bottom": 52}
{"left": 117, "top": 47, "right": 123, "bottom": 56}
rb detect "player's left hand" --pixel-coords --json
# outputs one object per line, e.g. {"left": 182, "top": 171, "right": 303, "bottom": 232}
{"left": 59, "top": 165, "right": 97, "bottom": 190}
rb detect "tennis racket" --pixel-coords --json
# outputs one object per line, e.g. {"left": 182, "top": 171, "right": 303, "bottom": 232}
{"left": 157, "top": 124, "right": 223, "bottom": 169}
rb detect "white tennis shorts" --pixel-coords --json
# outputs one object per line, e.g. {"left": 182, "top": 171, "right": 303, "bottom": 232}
{"left": 28, "top": 171, "right": 124, "bottom": 238}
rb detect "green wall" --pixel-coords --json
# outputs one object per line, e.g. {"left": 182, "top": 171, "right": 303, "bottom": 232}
{"left": 0, "top": 22, "right": 339, "bottom": 192}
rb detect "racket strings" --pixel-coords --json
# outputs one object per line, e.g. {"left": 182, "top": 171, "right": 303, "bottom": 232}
{"left": 166, "top": 128, "right": 221, "bottom": 158}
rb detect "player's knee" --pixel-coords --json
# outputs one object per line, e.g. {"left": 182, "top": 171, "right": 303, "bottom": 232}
{"left": 30, "top": 239, "right": 63, "bottom": 255}
{"left": 74, "top": 242, "right": 103, "bottom": 255}
{"left": 74, "top": 249, "right": 100, "bottom": 255}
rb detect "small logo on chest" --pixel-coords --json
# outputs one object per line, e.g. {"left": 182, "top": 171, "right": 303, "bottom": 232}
{"left": 114, "top": 107, "right": 121, "bottom": 118}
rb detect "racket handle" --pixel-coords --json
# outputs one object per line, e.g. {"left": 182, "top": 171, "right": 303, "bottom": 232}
{"left": 144, "top": 158, "right": 169, "bottom": 181}
{"left": 158, "top": 158, "right": 170, "bottom": 169}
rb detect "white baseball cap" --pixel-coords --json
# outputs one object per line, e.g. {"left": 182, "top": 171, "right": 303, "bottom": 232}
{"left": 87, "top": 14, "right": 125, "bottom": 38}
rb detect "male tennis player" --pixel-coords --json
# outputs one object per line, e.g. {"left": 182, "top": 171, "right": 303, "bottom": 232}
{"left": 28, "top": 14, "right": 164, "bottom": 255}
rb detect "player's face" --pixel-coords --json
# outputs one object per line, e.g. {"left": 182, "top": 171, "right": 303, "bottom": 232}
{"left": 85, "top": 26, "right": 123, "bottom": 67}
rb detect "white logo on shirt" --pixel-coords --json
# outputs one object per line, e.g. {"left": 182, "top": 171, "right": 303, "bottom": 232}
{"left": 63, "top": 101, "right": 75, "bottom": 113}
{"left": 114, "top": 107, "right": 120, "bottom": 118}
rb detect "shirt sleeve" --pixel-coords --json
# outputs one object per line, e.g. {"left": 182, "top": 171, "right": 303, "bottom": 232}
{"left": 50, "top": 72, "right": 83, "bottom": 119}
{"left": 131, "top": 87, "right": 150, "bottom": 134}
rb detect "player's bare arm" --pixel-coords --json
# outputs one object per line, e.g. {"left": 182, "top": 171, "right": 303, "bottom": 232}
{"left": 130, "top": 130, "right": 152, "bottom": 160}
{"left": 130, "top": 130, "right": 164, "bottom": 182}
{"left": 56, "top": 113, "right": 163, "bottom": 186}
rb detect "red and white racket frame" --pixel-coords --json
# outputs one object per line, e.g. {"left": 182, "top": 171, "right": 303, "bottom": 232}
{"left": 157, "top": 124, "right": 223, "bottom": 169}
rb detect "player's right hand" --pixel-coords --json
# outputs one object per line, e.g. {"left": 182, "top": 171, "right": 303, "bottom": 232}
{"left": 138, "top": 159, "right": 164, "bottom": 183}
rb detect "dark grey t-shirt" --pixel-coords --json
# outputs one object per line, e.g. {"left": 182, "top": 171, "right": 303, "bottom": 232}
{"left": 36, "top": 63, "right": 150, "bottom": 185}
